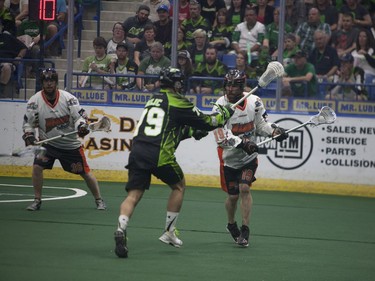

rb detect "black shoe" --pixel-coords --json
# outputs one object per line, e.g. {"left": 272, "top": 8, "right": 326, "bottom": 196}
{"left": 114, "top": 230, "right": 128, "bottom": 258}
{"left": 26, "top": 199, "right": 42, "bottom": 211}
{"left": 226, "top": 222, "right": 241, "bottom": 243}
{"left": 237, "top": 225, "right": 250, "bottom": 247}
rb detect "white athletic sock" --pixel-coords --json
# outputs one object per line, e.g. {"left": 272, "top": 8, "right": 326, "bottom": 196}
{"left": 165, "top": 211, "right": 179, "bottom": 232}
{"left": 117, "top": 215, "right": 129, "bottom": 232}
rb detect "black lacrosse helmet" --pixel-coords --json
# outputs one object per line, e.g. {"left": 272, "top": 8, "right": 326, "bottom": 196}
{"left": 223, "top": 69, "right": 246, "bottom": 90}
{"left": 40, "top": 68, "right": 58, "bottom": 83}
{"left": 159, "top": 67, "right": 185, "bottom": 93}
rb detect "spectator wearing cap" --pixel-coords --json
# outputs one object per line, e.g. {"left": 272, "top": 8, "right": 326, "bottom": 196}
{"left": 134, "top": 24, "right": 156, "bottom": 66}
{"left": 308, "top": 30, "right": 340, "bottom": 82}
{"left": 326, "top": 53, "right": 367, "bottom": 101}
{"left": 177, "top": 50, "right": 193, "bottom": 80}
{"left": 181, "top": 1, "right": 211, "bottom": 45}
{"left": 142, "top": 0, "right": 170, "bottom": 22}
{"left": 107, "top": 22, "right": 135, "bottom": 61}
{"left": 282, "top": 50, "right": 318, "bottom": 97}
{"left": 79, "top": 37, "right": 112, "bottom": 89}
{"left": 154, "top": 4, "right": 172, "bottom": 46}
{"left": 109, "top": 42, "right": 139, "bottom": 90}
{"left": 123, "top": 4, "right": 153, "bottom": 45}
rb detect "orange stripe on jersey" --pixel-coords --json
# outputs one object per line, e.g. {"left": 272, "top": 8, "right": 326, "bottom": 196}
{"left": 231, "top": 121, "right": 254, "bottom": 135}
{"left": 217, "top": 146, "right": 227, "bottom": 192}
{"left": 79, "top": 146, "right": 91, "bottom": 174}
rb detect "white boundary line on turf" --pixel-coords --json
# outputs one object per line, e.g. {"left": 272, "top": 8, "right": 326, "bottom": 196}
{"left": 0, "top": 183, "right": 87, "bottom": 203}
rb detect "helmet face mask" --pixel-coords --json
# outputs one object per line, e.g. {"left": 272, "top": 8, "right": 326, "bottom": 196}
{"left": 160, "top": 67, "right": 185, "bottom": 95}
{"left": 224, "top": 69, "right": 246, "bottom": 103}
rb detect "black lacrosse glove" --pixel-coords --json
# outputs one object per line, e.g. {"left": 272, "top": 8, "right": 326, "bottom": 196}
{"left": 77, "top": 122, "right": 90, "bottom": 138}
{"left": 192, "top": 129, "right": 209, "bottom": 140}
{"left": 22, "top": 132, "right": 36, "bottom": 146}
{"left": 216, "top": 104, "right": 234, "bottom": 122}
{"left": 237, "top": 139, "right": 258, "bottom": 155}
{"left": 271, "top": 124, "right": 289, "bottom": 142}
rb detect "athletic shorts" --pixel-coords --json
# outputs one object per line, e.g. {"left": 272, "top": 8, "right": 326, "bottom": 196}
{"left": 33, "top": 144, "right": 90, "bottom": 175}
{"left": 223, "top": 158, "right": 258, "bottom": 195}
{"left": 125, "top": 162, "right": 184, "bottom": 191}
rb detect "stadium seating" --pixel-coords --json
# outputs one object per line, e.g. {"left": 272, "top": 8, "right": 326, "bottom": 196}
{"left": 221, "top": 54, "right": 237, "bottom": 69}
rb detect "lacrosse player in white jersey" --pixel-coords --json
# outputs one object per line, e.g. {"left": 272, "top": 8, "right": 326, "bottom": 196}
{"left": 213, "top": 69, "right": 288, "bottom": 247}
{"left": 22, "top": 68, "right": 106, "bottom": 211}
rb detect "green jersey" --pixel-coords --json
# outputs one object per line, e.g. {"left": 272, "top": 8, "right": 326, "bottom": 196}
{"left": 285, "top": 62, "right": 318, "bottom": 97}
{"left": 82, "top": 55, "right": 112, "bottom": 87}
{"left": 129, "top": 89, "right": 225, "bottom": 169}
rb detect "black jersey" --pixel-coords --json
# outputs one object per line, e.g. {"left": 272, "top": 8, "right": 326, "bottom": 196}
{"left": 128, "top": 89, "right": 222, "bottom": 169}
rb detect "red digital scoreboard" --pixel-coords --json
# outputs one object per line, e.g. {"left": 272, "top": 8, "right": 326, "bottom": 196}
{"left": 38, "top": 0, "right": 56, "bottom": 21}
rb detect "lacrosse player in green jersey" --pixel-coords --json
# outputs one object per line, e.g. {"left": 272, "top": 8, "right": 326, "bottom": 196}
{"left": 114, "top": 67, "right": 234, "bottom": 258}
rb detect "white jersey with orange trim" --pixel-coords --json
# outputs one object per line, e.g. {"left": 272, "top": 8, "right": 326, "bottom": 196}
{"left": 23, "top": 90, "right": 87, "bottom": 150}
{"left": 213, "top": 94, "right": 274, "bottom": 169}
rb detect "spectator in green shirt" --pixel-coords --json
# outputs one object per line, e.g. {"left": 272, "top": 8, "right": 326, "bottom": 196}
{"left": 282, "top": 50, "right": 318, "bottom": 97}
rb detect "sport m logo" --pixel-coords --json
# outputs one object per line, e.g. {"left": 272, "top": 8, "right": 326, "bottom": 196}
{"left": 259, "top": 118, "right": 314, "bottom": 170}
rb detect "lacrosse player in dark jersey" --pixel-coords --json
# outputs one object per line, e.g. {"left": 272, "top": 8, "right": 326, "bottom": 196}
{"left": 114, "top": 67, "right": 234, "bottom": 258}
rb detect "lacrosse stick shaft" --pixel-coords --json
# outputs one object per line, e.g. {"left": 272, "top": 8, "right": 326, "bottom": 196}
{"left": 35, "top": 131, "right": 78, "bottom": 145}
{"left": 33, "top": 117, "right": 111, "bottom": 145}
{"left": 231, "top": 86, "right": 259, "bottom": 109}
{"left": 80, "top": 62, "right": 94, "bottom": 87}
{"left": 256, "top": 122, "right": 309, "bottom": 146}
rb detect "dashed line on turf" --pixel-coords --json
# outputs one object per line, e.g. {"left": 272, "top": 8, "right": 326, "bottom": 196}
{"left": 0, "top": 183, "right": 87, "bottom": 203}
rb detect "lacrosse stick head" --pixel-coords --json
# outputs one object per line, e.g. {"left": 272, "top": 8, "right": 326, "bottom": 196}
{"left": 309, "top": 106, "right": 337, "bottom": 126}
{"left": 88, "top": 116, "right": 111, "bottom": 132}
{"left": 258, "top": 61, "right": 284, "bottom": 88}
{"left": 17, "top": 146, "right": 47, "bottom": 159}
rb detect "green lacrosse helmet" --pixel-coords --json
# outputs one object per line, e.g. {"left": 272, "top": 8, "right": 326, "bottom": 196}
{"left": 159, "top": 67, "right": 185, "bottom": 93}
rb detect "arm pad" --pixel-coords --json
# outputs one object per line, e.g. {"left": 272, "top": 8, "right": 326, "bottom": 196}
{"left": 22, "top": 132, "right": 36, "bottom": 146}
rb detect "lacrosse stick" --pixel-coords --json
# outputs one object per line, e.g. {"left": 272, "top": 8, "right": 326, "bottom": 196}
{"left": 231, "top": 61, "right": 285, "bottom": 109}
{"left": 79, "top": 68, "right": 92, "bottom": 88}
{"left": 4, "top": 116, "right": 112, "bottom": 158}
{"left": 35, "top": 116, "right": 111, "bottom": 145}
{"left": 3, "top": 146, "right": 48, "bottom": 159}
{"left": 257, "top": 106, "right": 337, "bottom": 146}
{"left": 79, "top": 60, "right": 95, "bottom": 88}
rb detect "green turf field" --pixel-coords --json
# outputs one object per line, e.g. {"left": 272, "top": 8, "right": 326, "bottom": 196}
{"left": 1, "top": 176, "right": 374, "bottom": 281}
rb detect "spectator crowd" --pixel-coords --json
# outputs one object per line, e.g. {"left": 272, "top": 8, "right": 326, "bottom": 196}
{"left": 1, "top": 0, "right": 375, "bottom": 100}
